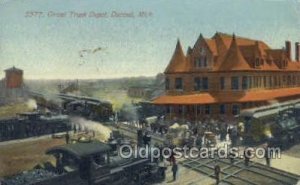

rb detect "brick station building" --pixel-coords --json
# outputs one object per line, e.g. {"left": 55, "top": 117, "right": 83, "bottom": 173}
{"left": 153, "top": 32, "right": 300, "bottom": 121}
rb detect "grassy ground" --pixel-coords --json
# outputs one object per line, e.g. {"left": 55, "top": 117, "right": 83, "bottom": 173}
{"left": 0, "top": 130, "right": 109, "bottom": 178}
{"left": 0, "top": 138, "right": 65, "bottom": 177}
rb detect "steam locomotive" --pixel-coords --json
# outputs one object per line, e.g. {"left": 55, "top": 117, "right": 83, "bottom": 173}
{"left": 3, "top": 140, "right": 166, "bottom": 185}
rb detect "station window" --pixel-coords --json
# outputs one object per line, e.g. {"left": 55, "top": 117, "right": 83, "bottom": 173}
{"left": 274, "top": 76, "right": 278, "bottom": 87}
{"left": 165, "top": 78, "right": 170, "bottom": 90}
{"left": 178, "top": 105, "right": 183, "bottom": 114}
{"left": 258, "top": 77, "right": 262, "bottom": 87}
{"left": 202, "top": 77, "right": 209, "bottom": 90}
{"left": 220, "top": 104, "right": 226, "bottom": 114}
{"left": 205, "top": 105, "right": 210, "bottom": 114}
{"left": 269, "top": 76, "right": 273, "bottom": 87}
{"left": 195, "top": 56, "right": 207, "bottom": 68}
{"left": 196, "top": 105, "right": 201, "bottom": 114}
{"left": 166, "top": 106, "right": 171, "bottom": 114}
{"left": 175, "top": 77, "right": 183, "bottom": 90}
{"left": 242, "top": 76, "right": 248, "bottom": 90}
{"left": 220, "top": 77, "right": 225, "bottom": 90}
{"left": 194, "top": 77, "right": 201, "bottom": 91}
{"left": 292, "top": 75, "right": 296, "bottom": 86}
{"left": 194, "top": 58, "right": 202, "bottom": 68}
{"left": 287, "top": 75, "right": 292, "bottom": 86}
{"left": 232, "top": 104, "right": 240, "bottom": 115}
{"left": 249, "top": 77, "right": 252, "bottom": 89}
{"left": 231, "top": 76, "right": 239, "bottom": 90}
{"left": 203, "top": 56, "right": 207, "bottom": 67}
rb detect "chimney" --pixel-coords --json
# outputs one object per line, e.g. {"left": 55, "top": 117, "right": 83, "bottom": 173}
{"left": 285, "top": 41, "right": 291, "bottom": 60}
{"left": 296, "top": 42, "right": 300, "bottom": 62}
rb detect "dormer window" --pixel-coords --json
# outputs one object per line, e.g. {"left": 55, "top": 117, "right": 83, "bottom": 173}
{"left": 281, "top": 60, "right": 287, "bottom": 68}
{"left": 194, "top": 59, "right": 202, "bottom": 68}
{"left": 203, "top": 56, "right": 207, "bottom": 67}
{"left": 255, "top": 58, "right": 260, "bottom": 67}
{"left": 194, "top": 56, "right": 207, "bottom": 68}
{"left": 200, "top": 47, "right": 206, "bottom": 55}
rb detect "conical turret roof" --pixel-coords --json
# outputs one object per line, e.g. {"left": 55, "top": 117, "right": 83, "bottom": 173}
{"left": 218, "top": 34, "right": 252, "bottom": 71}
{"left": 165, "top": 39, "right": 189, "bottom": 73}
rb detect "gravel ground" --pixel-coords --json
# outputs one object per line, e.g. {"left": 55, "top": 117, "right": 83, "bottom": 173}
{"left": 2, "top": 169, "right": 57, "bottom": 185}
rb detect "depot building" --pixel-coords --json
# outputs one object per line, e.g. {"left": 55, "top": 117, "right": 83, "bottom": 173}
{"left": 153, "top": 32, "right": 300, "bottom": 121}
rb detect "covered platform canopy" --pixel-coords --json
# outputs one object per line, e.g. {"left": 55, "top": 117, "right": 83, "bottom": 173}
{"left": 153, "top": 87, "right": 300, "bottom": 105}
{"left": 46, "top": 141, "right": 111, "bottom": 159}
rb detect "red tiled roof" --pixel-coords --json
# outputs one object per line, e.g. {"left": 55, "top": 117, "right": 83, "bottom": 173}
{"left": 205, "top": 39, "right": 218, "bottom": 56}
{"left": 165, "top": 32, "right": 300, "bottom": 73}
{"left": 218, "top": 35, "right": 253, "bottom": 71}
{"left": 214, "top": 32, "right": 270, "bottom": 50}
{"left": 153, "top": 93, "right": 215, "bottom": 105}
{"left": 153, "top": 88, "right": 300, "bottom": 105}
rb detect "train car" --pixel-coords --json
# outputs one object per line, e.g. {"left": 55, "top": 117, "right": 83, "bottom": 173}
{"left": 65, "top": 100, "right": 113, "bottom": 122}
{"left": 3, "top": 140, "right": 166, "bottom": 185}
{"left": 118, "top": 101, "right": 165, "bottom": 123}
{"left": 294, "top": 104, "right": 300, "bottom": 124}
{"left": 29, "top": 91, "right": 114, "bottom": 122}
{"left": 0, "top": 112, "right": 71, "bottom": 142}
{"left": 238, "top": 99, "right": 300, "bottom": 147}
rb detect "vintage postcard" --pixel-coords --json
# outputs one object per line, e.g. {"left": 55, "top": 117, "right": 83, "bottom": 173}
{"left": 1, "top": 0, "right": 300, "bottom": 185}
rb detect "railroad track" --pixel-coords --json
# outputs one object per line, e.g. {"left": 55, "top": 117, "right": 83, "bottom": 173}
{"left": 180, "top": 157, "right": 300, "bottom": 185}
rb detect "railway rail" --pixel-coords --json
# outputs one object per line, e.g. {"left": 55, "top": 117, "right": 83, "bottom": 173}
{"left": 180, "top": 156, "right": 300, "bottom": 185}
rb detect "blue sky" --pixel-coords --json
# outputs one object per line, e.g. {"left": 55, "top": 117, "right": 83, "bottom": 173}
{"left": 1, "top": 0, "right": 300, "bottom": 79}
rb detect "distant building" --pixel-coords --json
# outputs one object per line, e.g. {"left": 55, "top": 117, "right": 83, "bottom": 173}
{"left": 0, "top": 66, "right": 25, "bottom": 103}
{"left": 127, "top": 73, "right": 165, "bottom": 100}
{"left": 153, "top": 32, "right": 300, "bottom": 121}
{"left": 58, "top": 80, "right": 79, "bottom": 94}
{"left": 5, "top": 66, "right": 23, "bottom": 88}
{"left": 128, "top": 86, "right": 153, "bottom": 99}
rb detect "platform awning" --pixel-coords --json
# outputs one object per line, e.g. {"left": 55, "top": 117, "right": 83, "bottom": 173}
{"left": 152, "top": 88, "right": 300, "bottom": 105}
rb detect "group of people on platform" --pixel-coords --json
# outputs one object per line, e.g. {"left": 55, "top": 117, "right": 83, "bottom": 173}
{"left": 135, "top": 116, "right": 274, "bottom": 184}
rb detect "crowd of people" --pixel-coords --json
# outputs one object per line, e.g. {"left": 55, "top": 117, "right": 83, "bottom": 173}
{"left": 131, "top": 117, "right": 275, "bottom": 184}
{"left": 136, "top": 116, "right": 245, "bottom": 150}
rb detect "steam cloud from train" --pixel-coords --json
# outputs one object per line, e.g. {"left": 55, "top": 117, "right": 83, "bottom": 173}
{"left": 70, "top": 117, "right": 112, "bottom": 140}
{"left": 26, "top": 99, "right": 38, "bottom": 110}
